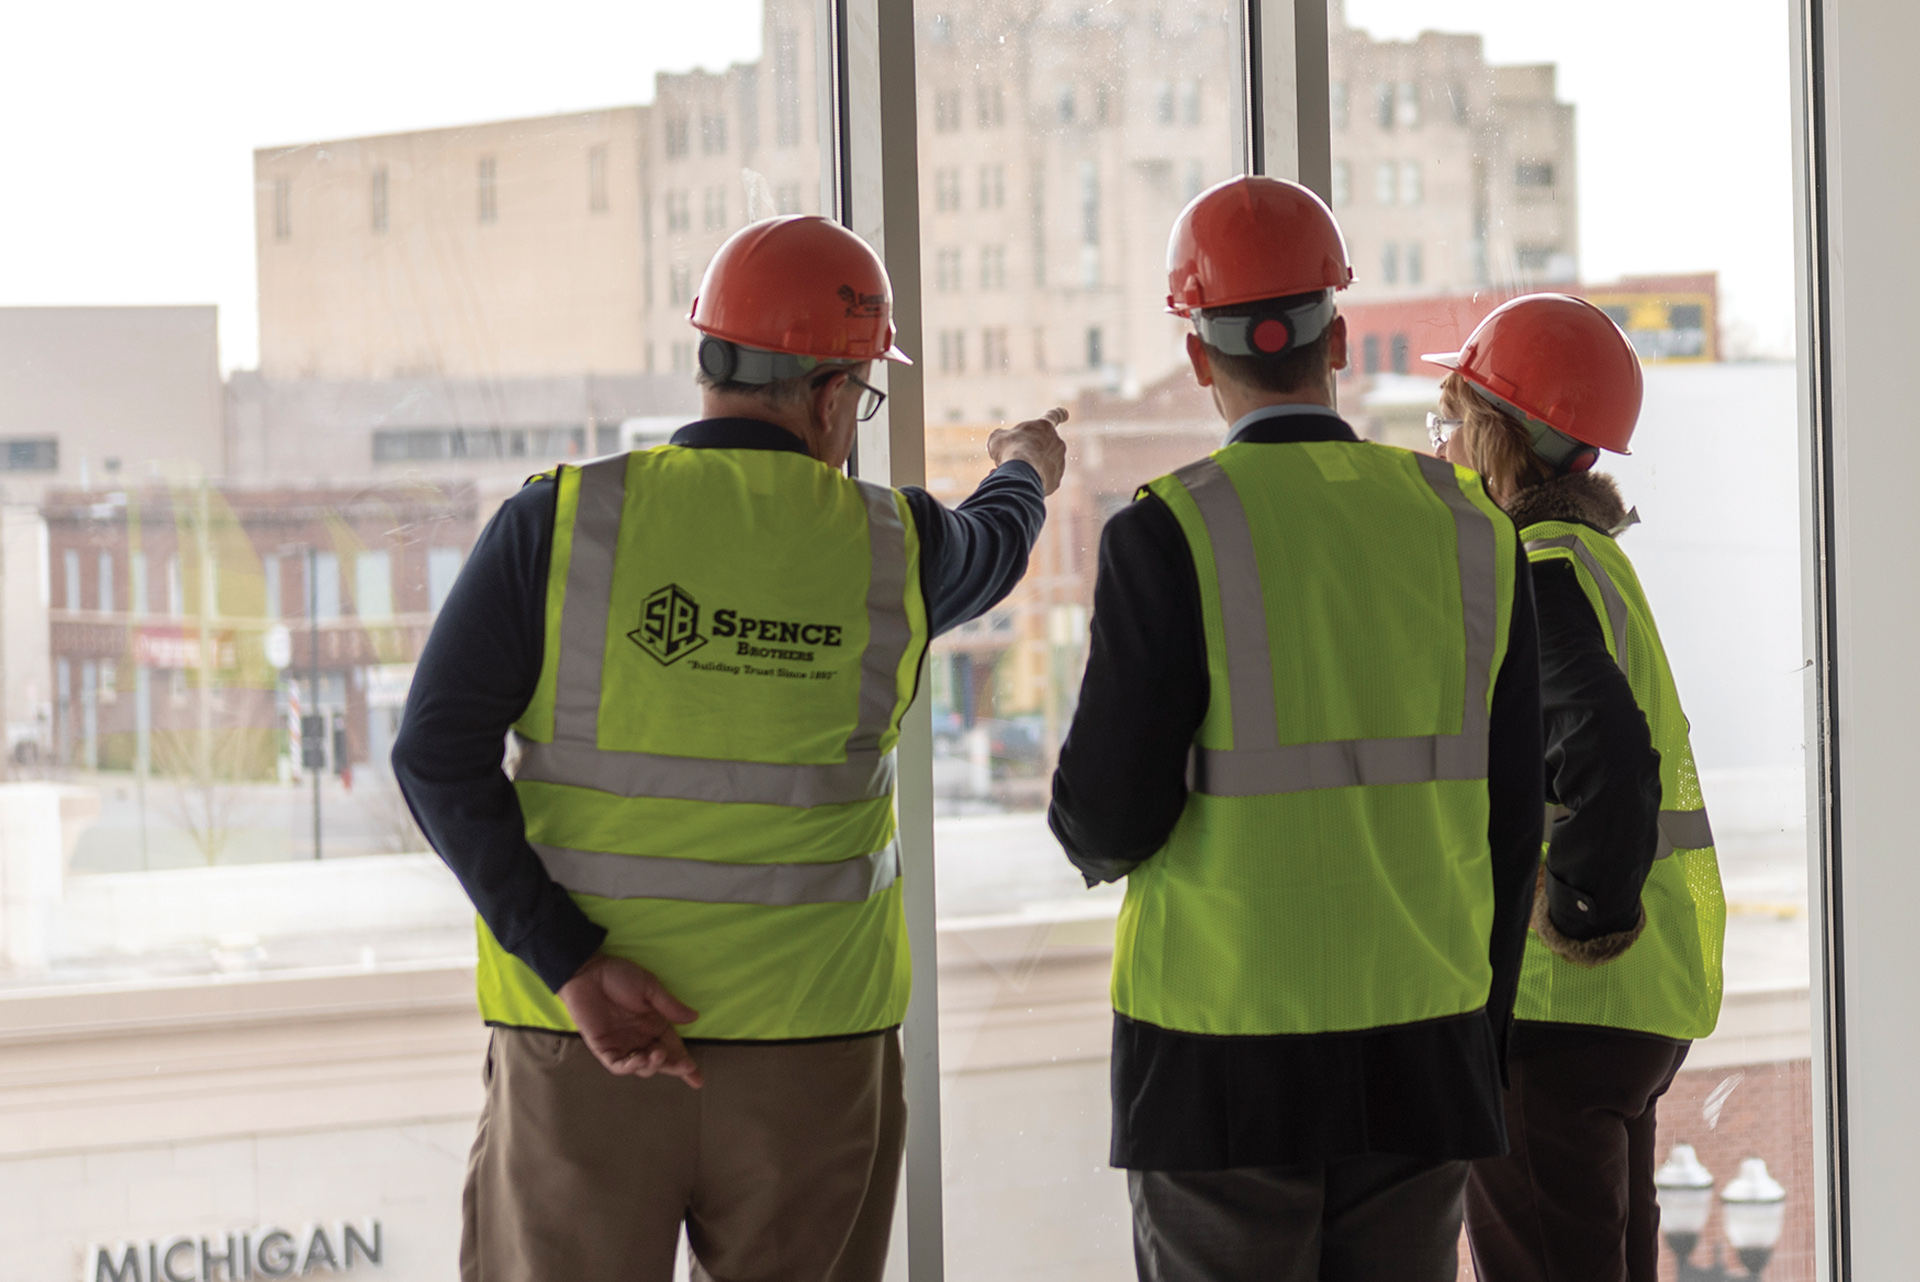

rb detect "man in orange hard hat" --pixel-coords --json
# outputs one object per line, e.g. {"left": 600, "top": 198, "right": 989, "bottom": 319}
{"left": 394, "top": 214, "right": 1067, "bottom": 1282}
{"left": 1049, "top": 176, "right": 1544, "bottom": 1280}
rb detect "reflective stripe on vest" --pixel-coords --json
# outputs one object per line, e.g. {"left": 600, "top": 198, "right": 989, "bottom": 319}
{"left": 512, "top": 453, "right": 914, "bottom": 817}
{"left": 533, "top": 838, "right": 900, "bottom": 906}
{"left": 1185, "top": 451, "right": 1500, "bottom": 796}
{"left": 1546, "top": 804, "right": 1717, "bottom": 860}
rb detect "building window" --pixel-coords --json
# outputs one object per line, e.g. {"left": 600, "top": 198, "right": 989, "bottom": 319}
{"left": 1332, "top": 160, "right": 1351, "bottom": 208}
{"left": 671, "top": 342, "right": 693, "bottom": 373}
{"left": 1331, "top": 81, "right": 1349, "bottom": 130}
{"left": 1448, "top": 82, "right": 1469, "bottom": 124}
{"left": 773, "top": 28, "right": 802, "bottom": 147}
{"left": 262, "top": 555, "right": 279, "bottom": 620}
{"left": 97, "top": 551, "right": 113, "bottom": 614}
{"left": 1086, "top": 326, "right": 1104, "bottom": 369}
{"left": 588, "top": 145, "right": 609, "bottom": 213}
{"left": 355, "top": 551, "right": 393, "bottom": 622}
{"left": 701, "top": 114, "right": 728, "bottom": 155}
{"left": 427, "top": 548, "right": 464, "bottom": 615}
{"left": 665, "top": 116, "right": 690, "bottom": 157}
{"left": 936, "top": 248, "right": 963, "bottom": 292}
{"left": 977, "top": 82, "right": 1005, "bottom": 128}
{"left": 929, "top": 12, "right": 954, "bottom": 42}
{"left": 669, "top": 263, "right": 693, "bottom": 306}
{"left": 775, "top": 183, "right": 802, "bottom": 215}
{"left": 1375, "top": 82, "right": 1395, "bottom": 129}
{"left": 272, "top": 177, "right": 292, "bottom": 240}
{"left": 477, "top": 156, "right": 498, "bottom": 223}
{"left": 314, "top": 553, "right": 340, "bottom": 622}
{"left": 980, "top": 245, "right": 1007, "bottom": 290}
{"left": 1181, "top": 80, "right": 1202, "bottom": 125}
{"left": 166, "top": 556, "right": 183, "bottom": 618}
{"left": 1362, "top": 333, "right": 1381, "bottom": 374}
{"left": 1, "top": 438, "right": 57, "bottom": 471}
{"left": 130, "top": 552, "right": 147, "bottom": 619}
{"left": 1382, "top": 242, "right": 1400, "bottom": 284}
{"left": 370, "top": 167, "right": 389, "bottom": 233}
{"left": 1515, "top": 160, "right": 1556, "bottom": 188}
{"left": 1057, "top": 85, "right": 1076, "bottom": 123}
{"left": 935, "top": 89, "right": 964, "bottom": 132}
{"left": 1184, "top": 159, "right": 1205, "bottom": 200}
{"left": 1399, "top": 160, "right": 1423, "bottom": 205}
{"left": 1154, "top": 81, "right": 1175, "bottom": 125}
{"left": 63, "top": 548, "right": 80, "bottom": 612}
{"left": 1094, "top": 84, "right": 1112, "bottom": 125}
{"left": 982, "top": 327, "right": 1010, "bottom": 372}
{"left": 1390, "top": 333, "right": 1410, "bottom": 374}
{"left": 1375, "top": 161, "right": 1397, "bottom": 205}
{"left": 1407, "top": 241, "right": 1424, "bottom": 285}
{"left": 666, "top": 190, "right": 691, "bottom": 232}
{"left": 1397, "top": 81, "right": 1421, "bottom": 127}
{"left": 703, "top": 187, "right": 727, "bottom": 231}
{"left": 979, "top": 164, "right": 1005, "bottom": 209}
{"left": 1516, "top": 244, "right": 1560, "bottom": 271}
{"left": 939, "top": 329, "right": 966, "bottom": 373}
{"left": 935, "top": 168, "right": 962, "bottom": 212}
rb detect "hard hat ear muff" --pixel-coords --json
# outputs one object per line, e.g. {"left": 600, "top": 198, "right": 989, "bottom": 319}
{"left": 698, "top": 336, "right": 739, "bottom": 381}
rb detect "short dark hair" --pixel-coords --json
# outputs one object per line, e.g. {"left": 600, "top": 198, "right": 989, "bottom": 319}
{"left": 1196, "top": 291, "right": 1337, "bottom": 395}
{"left": 694, "top": 363, "right": 855, "bottom": 409}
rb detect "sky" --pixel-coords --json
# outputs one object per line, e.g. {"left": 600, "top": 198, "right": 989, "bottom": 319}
{"left": 0, "top": 0, "right": 1796, "bottom": 370}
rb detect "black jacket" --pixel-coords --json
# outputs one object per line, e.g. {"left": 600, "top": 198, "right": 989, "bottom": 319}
{"left": 1505, "top": 472, "right": 1663, "bottom": 968}
{"left": 392, "top": 417, "right": 1046, "bottom": 998}
{"left": 1048, "top": 405, "right": 1544, "bottom": 1170}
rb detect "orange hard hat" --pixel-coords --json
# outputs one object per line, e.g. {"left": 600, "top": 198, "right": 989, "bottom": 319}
{"left": 1166, "top": 176, "right": 1353, "bottom": 317}
{"left": 1424, "top": 294, "right": 1643, "bottom": 455}
{"left": 690, "top": 215, "right": 911, "bottom": 369}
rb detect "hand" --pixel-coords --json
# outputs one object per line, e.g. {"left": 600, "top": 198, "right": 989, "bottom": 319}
{"left": 556, "top": 952, "right": 704, "bottom": 1088}
{"left": 988, "top": 407, "right": 1069, "bottom": 496}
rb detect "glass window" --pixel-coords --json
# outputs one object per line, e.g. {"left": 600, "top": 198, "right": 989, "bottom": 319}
{"left": 1331, "top": 79, "right": 1350, "bottom": 129}
{"left": 1, "top": 7, "right": 831, "bottom": 1274}
{"left": 1375, "top": 158, "right": 1398, "bottom": 204}
{"left": 1332, "top": 158, "right": 1351, "bottom": 207}
{"left": 1336, "top": 1, "right": 1811, "bottom": 1271}
{"left": 914, "top": 1, "right": 1236, "bottom": 1271}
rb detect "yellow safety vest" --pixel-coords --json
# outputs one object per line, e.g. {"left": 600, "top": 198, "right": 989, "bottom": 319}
{"left": 1517, "top": 521, "right": 1724, "bottom": 1040}
{"left": 1116, "top": 441, "right": 1519, "bottom": 1036}
{"left": 476, "top": 445, "right": 930, "bottom": 1040}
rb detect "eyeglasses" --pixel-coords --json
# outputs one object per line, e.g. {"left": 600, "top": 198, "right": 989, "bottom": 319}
{"left": 1426, "top": 411, "right": 1464, "bottom": 451}
{"left": 846, "top": 374, "right": 887, "bottom": 422}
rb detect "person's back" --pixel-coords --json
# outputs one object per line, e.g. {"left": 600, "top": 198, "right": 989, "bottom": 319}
{"left": 1049, "top": 176, "right": 1543, "bottom": 1282}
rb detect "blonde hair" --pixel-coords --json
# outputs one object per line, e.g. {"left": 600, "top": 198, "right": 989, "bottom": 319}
{"left": 1439, "top": 371, "right": 1554, "bottom": 506}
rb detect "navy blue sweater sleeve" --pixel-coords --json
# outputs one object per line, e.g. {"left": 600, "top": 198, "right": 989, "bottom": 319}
{"left": 393, "top": 458, "right": 1046, "bottom": 995}
{"left": 391, "top": 477, "right": 607, "bottom": 994}
{"left": 1533, "top": 557, "right": 1662, "bottom": 938}
{"left": 902, "top": 460, "right": 1047, "bottom": 636}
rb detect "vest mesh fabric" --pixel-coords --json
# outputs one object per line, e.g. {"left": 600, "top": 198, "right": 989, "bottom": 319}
{"left": 477, "top": 446, "right": 928, "bottom": 1039}
{"left": 1115, "top": 441, "right": 1517, "bottom": 1036}
{"left": 1516, "top": 520, "right": 1725, "bottom": 1041}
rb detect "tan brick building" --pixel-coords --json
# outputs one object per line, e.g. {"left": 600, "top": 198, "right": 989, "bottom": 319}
{"left": 247, "top": 0, "right": 1574, "bottom": 435}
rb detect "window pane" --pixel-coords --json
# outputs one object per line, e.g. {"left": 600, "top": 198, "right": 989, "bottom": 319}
{"left": 0, "top": 4, "right": 821, "bottom": 1275}
{"left": 1335, "top": 1, "right": 1808, "bottom": 1273}
{"left": 916, "top": 1, "right": 1238, "bottom": 1274}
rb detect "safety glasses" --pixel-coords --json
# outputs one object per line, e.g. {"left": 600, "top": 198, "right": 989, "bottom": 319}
{"left": 1426, "top": 410, "right": 1464, "bottom": 452}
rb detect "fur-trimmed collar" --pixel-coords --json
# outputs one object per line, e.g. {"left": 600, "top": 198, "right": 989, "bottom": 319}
{"left": 1504, "top": 471, "right": 1630, "bottom": 535}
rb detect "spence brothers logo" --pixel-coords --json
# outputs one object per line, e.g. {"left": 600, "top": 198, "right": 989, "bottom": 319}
{"left": 837, "top": 283, "right": 887, "bottom": 318}
{"left": 630, "top": 584, "right": 846, "bottom": 669}
{"left": 631, "top": 584, "right": 707, "bottom": 665}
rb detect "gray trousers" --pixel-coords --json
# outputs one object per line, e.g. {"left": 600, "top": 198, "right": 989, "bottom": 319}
{"left": 1129, "top": 1155, "right": 1469, "bottom": 1282}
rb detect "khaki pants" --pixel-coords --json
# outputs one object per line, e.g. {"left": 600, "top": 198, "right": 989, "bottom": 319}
{"left": 462, "top": 1027, "right": 905, "bottom": 1282}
